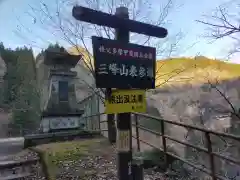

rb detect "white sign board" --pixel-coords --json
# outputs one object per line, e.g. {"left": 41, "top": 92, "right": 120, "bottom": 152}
{"left": 49, "top": 116, "right": 79, "bottom": 129}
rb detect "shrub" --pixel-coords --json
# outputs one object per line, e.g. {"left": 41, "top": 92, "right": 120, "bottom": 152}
{"left": 137, "top": 147, "right": 178, "bottom": 172}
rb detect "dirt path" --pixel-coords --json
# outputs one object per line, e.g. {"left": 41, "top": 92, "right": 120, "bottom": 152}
{"left": 6, "top": 138, "right": 167, "bottom": 180}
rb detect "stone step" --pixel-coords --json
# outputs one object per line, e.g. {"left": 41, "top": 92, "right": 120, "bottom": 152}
{"left": 1, "top": 173, "right": 31, "bottom": 180}
{"left": 0, "top": 159, "right": 39, "bottom": 180}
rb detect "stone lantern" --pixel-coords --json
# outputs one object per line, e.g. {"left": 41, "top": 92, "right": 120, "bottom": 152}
{"left": 40, "top": 50, "right": 85, "bottom": 133}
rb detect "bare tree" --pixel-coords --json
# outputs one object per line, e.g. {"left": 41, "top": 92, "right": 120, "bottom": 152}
{"left": 13, "top": 0, "right": 196, "bottom": 98}
{"left": 14, "top": 0, "right": 197, "bottom": 144}
{"left": 197, "top": 1, "right": 240, "bottom": 57}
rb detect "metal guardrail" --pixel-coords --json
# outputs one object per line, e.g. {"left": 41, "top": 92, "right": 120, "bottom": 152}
{"left": 81, "top": 112, "right": 240, "bottom": 180}
{"left": 133, "top": 112, "right": 240, "bottom": 180}
{"left": 24, "top": 129, "right": 101, "bottom": 140}
{"left": 24, "top": 130, "right": 102, "bottom": 148}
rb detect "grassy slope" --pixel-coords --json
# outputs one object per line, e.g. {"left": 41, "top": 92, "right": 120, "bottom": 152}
{"left": 33, "top": 138, "right": 114, "bottom": 179}
{"left": 67, "top": 46, "right": 94, "bottom": 70}
{"left": 156, "top": 56, "right": 240, "bottom": 87}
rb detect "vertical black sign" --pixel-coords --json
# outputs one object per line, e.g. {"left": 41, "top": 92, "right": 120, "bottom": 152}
{"left": 92, "top": 36, "right": 156, "bottom": 89}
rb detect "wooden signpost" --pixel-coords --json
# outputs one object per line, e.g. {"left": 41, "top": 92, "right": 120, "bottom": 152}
{"left": 72, "top": 6, "right": 167, "bottom": 180}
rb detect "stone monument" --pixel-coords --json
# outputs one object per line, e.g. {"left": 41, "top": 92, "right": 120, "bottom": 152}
{"left": 40, "top": 49, "right": 85, "bottom": 133}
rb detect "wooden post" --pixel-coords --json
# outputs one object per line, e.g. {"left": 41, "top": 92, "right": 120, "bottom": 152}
{"left": 115, "top": 7, "right": 132, "bottom": 180}
{"left": 72, "top": 5, "right": 168, "bottom": 180}
{"left": 105, "top": 88, "right": 116, "bottom": 143}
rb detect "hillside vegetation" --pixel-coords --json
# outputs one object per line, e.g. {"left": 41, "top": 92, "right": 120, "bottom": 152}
{"left": 67, "top": 46, "right": 240, "bottom": 88}
{"left": 156, "top": 56, "right": 240, "bottom": 87}
{"left": 0, "top": 43, "right": 40, "bottom": 136}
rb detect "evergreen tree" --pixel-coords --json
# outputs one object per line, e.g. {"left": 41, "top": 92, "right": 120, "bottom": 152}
{"left": 0, "top": 42, "right": 67, "bottom": 135}
{"left": 0, "top": 44, "right": 40, "bottom": 135}
{"left": 36, "top": 43, "right": 67, "bottom": 61}
{"left": 46, "top": 43, "right": 67, "bottom": 53}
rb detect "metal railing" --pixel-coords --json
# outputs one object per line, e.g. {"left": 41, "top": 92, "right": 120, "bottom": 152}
{"left": 81, "top": 112, "right": 240, "bottom": 180}
{"left": 133, "top": 112, "right": 240, "bottom": 180}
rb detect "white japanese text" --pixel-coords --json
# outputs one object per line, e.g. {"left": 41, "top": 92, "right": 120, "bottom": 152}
{"left": 98, "top": 46, "right": 154, "bottom": 60}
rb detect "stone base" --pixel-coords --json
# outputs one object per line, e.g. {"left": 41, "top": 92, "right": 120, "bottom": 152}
{"left": 48, "top": 127, "right": 80, "bottom": 133}
{"left": 40, "top": 110, "right": 85, "bottom": 133}
{"left": 41, "top": 109, "right": 84, "bottom": 117}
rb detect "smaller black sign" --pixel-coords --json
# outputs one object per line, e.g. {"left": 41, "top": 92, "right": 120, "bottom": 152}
{"left": 92, "top": 36, "right": 156, "bottom": 89}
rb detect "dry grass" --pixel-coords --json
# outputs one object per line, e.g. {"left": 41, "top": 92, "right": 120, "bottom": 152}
{"left": 35, "top": 138, "right": 105, "bottom": 164}
{"left": 31, "top": 138, "right": 117, "bottom": 179}
{"left": 156, "top": 56, "right": 240, "bottom": 87}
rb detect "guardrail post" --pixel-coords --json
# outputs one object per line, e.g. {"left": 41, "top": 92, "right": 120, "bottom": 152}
{"left": 107, "top": 113, "right": 116, "bottom": 143}
{"left": 97, "top": 94, "right": 101, "bottom": 130}
{"left": 83, "top": 115, "right": 88, "bottom": 130}
{"left": 98, "top": 113, "right": 101, "bottom": 131}
{"left": 160, "top": 119, "right": 167, "bottom": 165}
{"left": 134, "top": 114, "right": 140, "bottom": 151}
{"left": 205, "top": 132, "right": 217, "bottom": 180}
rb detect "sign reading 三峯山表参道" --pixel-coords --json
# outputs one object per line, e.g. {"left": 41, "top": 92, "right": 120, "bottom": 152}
{"left": 92, "top": 36, "right": 156, "bottom": 89}
{"left": 105, "top": 89, "right": 146, "bottom": 114}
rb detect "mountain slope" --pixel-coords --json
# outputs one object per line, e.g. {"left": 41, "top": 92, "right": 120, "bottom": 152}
{"left": 155, "top": 56, "right": 240, "bottom": 87}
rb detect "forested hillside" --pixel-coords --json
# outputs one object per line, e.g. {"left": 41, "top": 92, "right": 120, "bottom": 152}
{"left": 0, "top": 43, "right": 40, "bottom": 136}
